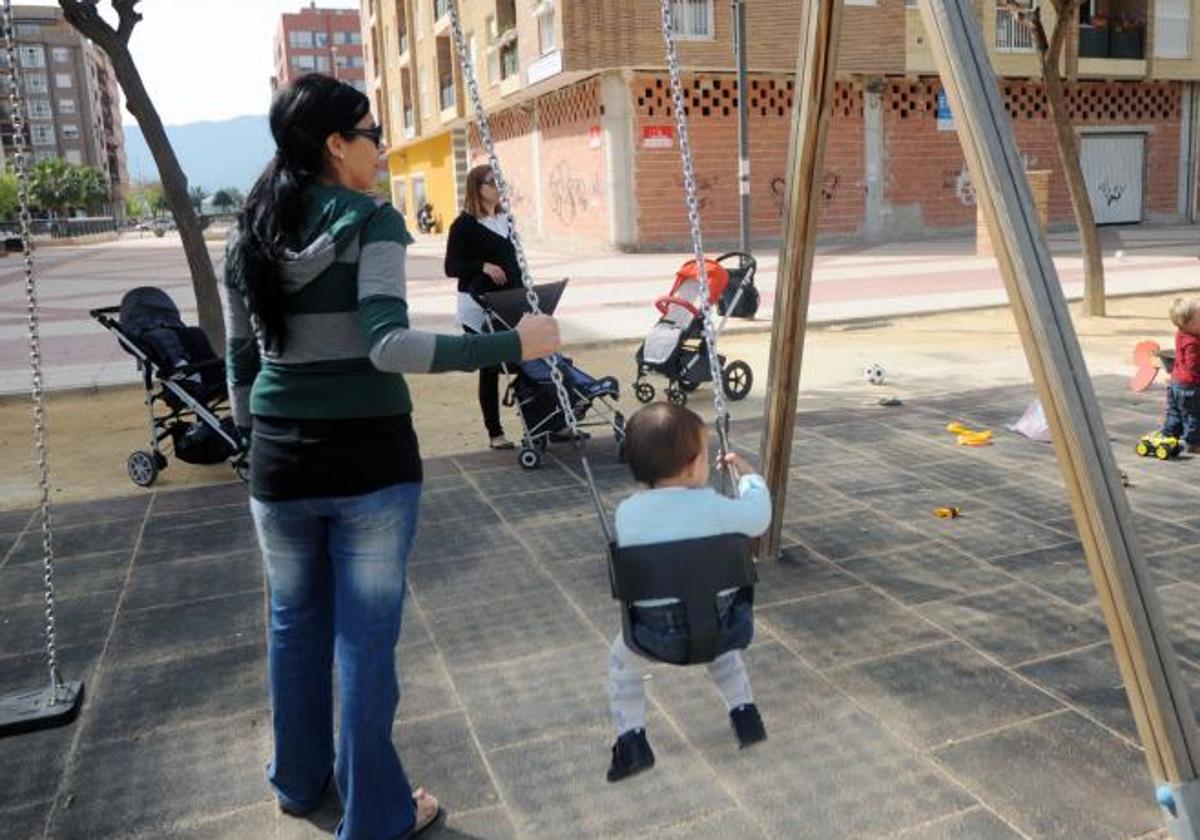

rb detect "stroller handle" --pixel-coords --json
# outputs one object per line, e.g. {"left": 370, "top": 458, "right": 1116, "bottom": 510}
{"left": 714, "top": 251, "right": 757, "bottom": 274}
{"left": 655, "top": 295, "right": 701, "bottom": 318}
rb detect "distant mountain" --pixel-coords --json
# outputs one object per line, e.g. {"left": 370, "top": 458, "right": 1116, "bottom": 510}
{"left": 122, "top": 115, "right": 274, "bottom": 192}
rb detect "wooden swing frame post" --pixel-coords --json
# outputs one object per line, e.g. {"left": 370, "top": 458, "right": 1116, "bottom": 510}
{"left": 758, "top": 0, "right": 844, "bottom": 560}
{"left": 762, "top": 0, "right": 1200, "bottom": 831}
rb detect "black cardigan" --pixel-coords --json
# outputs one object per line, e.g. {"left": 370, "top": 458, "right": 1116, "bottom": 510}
{"left": 443, "top": 212, "right": 522, "bottom": 298}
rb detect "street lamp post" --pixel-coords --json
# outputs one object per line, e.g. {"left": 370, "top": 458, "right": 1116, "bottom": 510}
{"left": 732, "top": 0, "right": 750, "bottom": 258}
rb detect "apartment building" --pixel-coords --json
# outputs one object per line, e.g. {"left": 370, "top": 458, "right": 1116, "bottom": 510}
{"left": 366, "top": 0, "right": 1200, "bottom": 248}
{"left": 0, "top": 4, "right": 127, "bottom": 213}
{"left": 272, "top": 3, "right": 367, "bottom": 93}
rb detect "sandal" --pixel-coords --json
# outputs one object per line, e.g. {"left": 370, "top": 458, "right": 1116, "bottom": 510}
{"left": 407, "top": 788, "right": 441, "bottom": 837}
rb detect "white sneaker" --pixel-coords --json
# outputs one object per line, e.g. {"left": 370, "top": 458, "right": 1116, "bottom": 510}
{"left": 489, "top": 435, "right": 516, "bottom": 450}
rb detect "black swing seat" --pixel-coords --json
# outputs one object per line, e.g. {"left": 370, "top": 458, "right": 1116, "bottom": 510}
{"left": 609, "top": 533, "right": 757, "bottom": 666}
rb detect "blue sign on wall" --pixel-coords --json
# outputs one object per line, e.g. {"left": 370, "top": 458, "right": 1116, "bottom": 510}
{"left": 936, "top": 89, "right": 954, "bottom": 132}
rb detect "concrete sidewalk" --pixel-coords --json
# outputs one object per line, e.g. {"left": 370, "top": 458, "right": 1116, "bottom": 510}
{"left": 0, "top": 225, "right": 1197, "bottom": 394}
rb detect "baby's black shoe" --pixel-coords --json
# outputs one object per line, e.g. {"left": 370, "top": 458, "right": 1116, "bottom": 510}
{"left": 606, "top": 728, "right": 655, "bottom": 782}
{"left": 730, "top": 703, "right": 767, "bottom": 748}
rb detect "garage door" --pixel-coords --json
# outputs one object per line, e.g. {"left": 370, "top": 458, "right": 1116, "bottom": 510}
{"left": 1080, "top": 134, "right": 1145, "bottom": 224}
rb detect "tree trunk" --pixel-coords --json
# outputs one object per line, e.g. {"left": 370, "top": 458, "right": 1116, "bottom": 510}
{"left": 1035, "top": 9, "right": 1107, "bottom": 316}
{"left": 101, "top": 46, "right": 225, "bottom": 348}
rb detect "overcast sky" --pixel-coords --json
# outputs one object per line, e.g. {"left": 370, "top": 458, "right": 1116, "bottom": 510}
{"left": 15, "top": 0, "right": 361, "bottom": 126}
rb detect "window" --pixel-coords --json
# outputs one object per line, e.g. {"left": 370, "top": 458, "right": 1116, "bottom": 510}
{"left": 437, "top": 37, "right": 455, "bottom": 110}
{"left": 349, "top": 56, "right": 365, "bottom": 68}
{"left": 500, "top": 41, "right": 518, "bottom": 80}
{"left": 335, "top": 30, "right": 351, "bottom": 44}
{"left": 1155, "top": 0, "right": 1192, "bottom": 58}
{"left": 35, "top": 150, "right": 57, "bottom": 162}
{"left": 58, "top": 98, "right": 76, "bottom": 115}
{"left": 349, "top": 31, "right": 362, "bottom": 44}
{"left": 845, "top": 0, "right": 878, "bottom": 6}
{"left": 435, "top": 0, "right": 453, "bottom": 20}
{"left": 31, "top": 124, "right": 55, "bottom": 146}
{"left": 391, "top": 177, "right": 407, "bottom": 216}
{"left": 291, "top": 54, "right": 316, "bottom": 70}
{"left": 61, "top": 124, "right": 79, "bottom": 140}
{"left": 536, "top": 2, "right": 556, "bottom": 54}
{"left": 335, "top": 54, "right": 350, "bottom": 68}
{"left": 289, "top": 30, "right": 314, "bottom": 48}
{"left": 65, "top": 149, "right": 82, "bottom": 165}
{"left": 412, "top": 175, "right": 427, "bottom": 214}
{"left": 315, "top": 31, "right": 330, "bottom": 48}
{"left": 16, "top": 23, "right": 41, "bottom": 37}
{"left": 316, "top": 55, "right": 330, "bottom": 72}
{"left": 24, "top": 72, "right": 48, "bottom": 94}
{"left": 351, "top": 79, "right": 367, "bottom": 92}
{"left": 55, "top": 73, "right": 72, "bottom": 89}
{"left": 52, "top": 47, "right": 69, "bottom": 63}
{"left": 669, "top": 0, "right": 713, "bottom": 39}
{"left": 19, "top": 46, "right": 45, "bottom": 68}
{"left": 28, "top": 99, "right": 51, "bottom": 119}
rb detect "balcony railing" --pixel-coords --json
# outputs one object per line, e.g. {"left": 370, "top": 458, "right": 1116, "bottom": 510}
{"left": 995, "top": 8, "right": 1035, "bottom": 52}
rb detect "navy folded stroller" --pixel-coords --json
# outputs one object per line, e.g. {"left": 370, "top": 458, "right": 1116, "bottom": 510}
{"left": 479, "top": 280, "right": 626, "bottom": 471}
{"left": 90, "top": 287, "right": 247, "bottom": 487}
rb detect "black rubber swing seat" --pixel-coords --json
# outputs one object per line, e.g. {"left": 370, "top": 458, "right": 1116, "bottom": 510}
{"left": 0, "top": 679, "right": 84, "bottom": 738}
{"left": 608, "top": 533, "right": 757, "bottom": 666}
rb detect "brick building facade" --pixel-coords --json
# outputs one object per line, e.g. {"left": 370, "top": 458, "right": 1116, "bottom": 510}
{"left": 272, "top": 4, "right": 366, "bottom": 94}
{"left": 366, "top": 0, "right": 1200, "bottom": 250}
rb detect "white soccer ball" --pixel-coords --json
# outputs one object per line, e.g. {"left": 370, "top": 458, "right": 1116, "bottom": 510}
{"left": 864, "top": 363, "right": 886, "bottom": 386}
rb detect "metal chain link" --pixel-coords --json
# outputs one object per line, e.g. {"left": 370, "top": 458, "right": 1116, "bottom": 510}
{"left": 658, "top": 0, "right": 733, "bottom": 458}
{"left": 3, "top": 0, "right": 63, "bottom": 691}
{"left": 446, "top": 0, "right": 581, "bottom": 440}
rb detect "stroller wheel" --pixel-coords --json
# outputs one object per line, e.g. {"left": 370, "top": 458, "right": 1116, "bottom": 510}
{"left": 634, "top": 382, "right": 655, "bottom": 404}
{"left": 722, "top": 360, "right": 754, "bottom": 401}
{"left": 667, "top": 388, "right": 688, "bottom": 406}
{"left": 127, "top": 450, "right": 159, "bottom": 487}
{"left": 519, "top": 447, "right": 542, "bottom": 471}
{"left": 679, "top": 379, "right": 700, "bottom": 393}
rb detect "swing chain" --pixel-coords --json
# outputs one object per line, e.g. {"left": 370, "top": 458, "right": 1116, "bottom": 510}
{"left": 445, "top": 0, "right": 582, "bottom": 441}
{"left": 658, "top": 0, "right": 732, "bottom": 458}
{"left": 3, "top": 0, "right": 62, "bottom": 691}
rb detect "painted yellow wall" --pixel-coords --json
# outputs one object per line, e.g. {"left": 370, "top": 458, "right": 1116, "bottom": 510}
{"left": 386, "top": 131, "right": 458, "bottom": 232}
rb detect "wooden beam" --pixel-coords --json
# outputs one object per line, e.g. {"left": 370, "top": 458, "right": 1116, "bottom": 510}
{"left": 918, "top": 0, "right": 1200, "bottom": 789}
{"left": 758, "top": 0, "right": 843, "bottom": 560}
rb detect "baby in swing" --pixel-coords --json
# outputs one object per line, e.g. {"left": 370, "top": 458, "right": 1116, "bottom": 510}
{"left": 607, "top": 402, "right": 771, "bottom": 782}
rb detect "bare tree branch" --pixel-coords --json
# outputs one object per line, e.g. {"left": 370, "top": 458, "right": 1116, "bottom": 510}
{"left": 112, "top": 0, "right": 142, "bottom": 45}
{"left": 57, "top": 0, "right": 116, "bottom": 46}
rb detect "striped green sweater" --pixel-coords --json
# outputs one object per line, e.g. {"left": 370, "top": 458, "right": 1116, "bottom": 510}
{"left": 221, "top": 184, "right": 521, "bottom": 426}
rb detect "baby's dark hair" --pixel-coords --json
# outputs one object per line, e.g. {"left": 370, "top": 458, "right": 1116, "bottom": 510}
{"left": 624, "top": 402, "right": 706, "bottom": 486}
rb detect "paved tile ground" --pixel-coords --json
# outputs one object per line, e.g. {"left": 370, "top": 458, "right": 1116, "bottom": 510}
{"left": 1, "top": 376, "right": 1197, "bottom": 839}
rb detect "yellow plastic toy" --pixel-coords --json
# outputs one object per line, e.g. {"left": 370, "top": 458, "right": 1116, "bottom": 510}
{"left": 946, "top": 421, "right": 993, "bottom": 447}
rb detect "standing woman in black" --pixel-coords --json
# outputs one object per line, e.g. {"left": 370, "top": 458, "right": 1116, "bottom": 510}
{"left": 444, "top": 164, "right": 522, "bottom": 449}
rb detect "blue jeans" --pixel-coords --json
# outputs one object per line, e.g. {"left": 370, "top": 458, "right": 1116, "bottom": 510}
{"left": 250, "top": 482, "right": 422, "bottom": 840}
{"left": 1164, "top": 383, "right": 1200, "bottom": 447}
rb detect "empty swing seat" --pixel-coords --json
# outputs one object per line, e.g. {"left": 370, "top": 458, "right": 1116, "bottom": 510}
{"left": 609, "top": 533, "right": 757, "bottom": 666}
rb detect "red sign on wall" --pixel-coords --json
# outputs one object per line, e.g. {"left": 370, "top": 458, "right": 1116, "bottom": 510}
{"left": 588, "top": 125, "right": 602, "bottom": 149}
{"left": 642, "top": 125, "right": 675, "bottom": 149}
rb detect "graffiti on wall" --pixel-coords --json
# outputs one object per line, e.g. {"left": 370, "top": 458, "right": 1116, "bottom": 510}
{"left": 547, "top": 159, "right": 603, "bottom": 225}
{"left": 944, "top": 166, "right": 976, "bottom": 206}
{"left": 674, "top": 173, "right": 719, "bottom": 212}
{"left": 769, "top": 172, "right": 841, "bottom": 217}
{"left": 1098, "top": 181, "right": 1127, "bottom": 206}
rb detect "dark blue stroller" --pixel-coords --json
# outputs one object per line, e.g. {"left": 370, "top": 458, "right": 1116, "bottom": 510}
{"left": 479, "top": 280, "right": 626, "bottom": 471}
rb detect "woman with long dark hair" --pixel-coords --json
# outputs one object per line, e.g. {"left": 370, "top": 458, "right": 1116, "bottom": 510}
{"left": 222, "top": 74, "right": 559, "bottom": 840}
{"left": 443, "top": 164, "right": 523, "bottom": 449}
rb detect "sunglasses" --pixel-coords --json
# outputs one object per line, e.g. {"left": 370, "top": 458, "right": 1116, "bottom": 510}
{"left": 342, "top": 125, "right": 384, "bottom": 148}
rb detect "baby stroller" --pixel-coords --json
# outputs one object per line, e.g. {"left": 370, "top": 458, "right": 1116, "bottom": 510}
{"left": 633, "top": 252, "right": 756, "bottom": 407}
{"left": 478, "top": 279, "right": 627, "bottom": 471}
{"left": 90, "top": 287, "right": 247, "bottom": 487}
